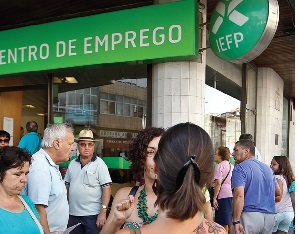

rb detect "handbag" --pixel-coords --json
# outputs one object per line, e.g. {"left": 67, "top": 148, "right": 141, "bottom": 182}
{"left": 209, "top": 163, "right": 231, "bottom": 207}
{"left": 18, "top": 195, "right": 43, "bottom": 234}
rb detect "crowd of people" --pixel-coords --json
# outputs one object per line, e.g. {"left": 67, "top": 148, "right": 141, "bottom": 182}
{"left": 0, "top": 122, "right": 295, "bottom": 234}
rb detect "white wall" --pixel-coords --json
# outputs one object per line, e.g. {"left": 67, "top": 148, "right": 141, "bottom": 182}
{"left": 256, "top": 68, "right": 284, "bottom": 165}
{"left": 206, "top": 48, "right": 242, "bottom": 87}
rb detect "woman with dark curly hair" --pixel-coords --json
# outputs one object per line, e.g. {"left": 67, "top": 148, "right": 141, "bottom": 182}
{"left": 114, "top": 122, "right": 227, "bottom": 234}
{"left": 101, "top": 127, "right": 164, "bottom": 234}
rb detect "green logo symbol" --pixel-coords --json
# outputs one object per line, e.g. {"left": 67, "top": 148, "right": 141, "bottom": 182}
{"left": 212, "top": 0, "right": 249, "bottom": 34}
{"left": 209, "top": 0, "right": 279, "bottom": 63}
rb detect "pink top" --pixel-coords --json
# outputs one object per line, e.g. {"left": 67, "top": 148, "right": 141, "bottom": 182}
{"left": 213, "top": 160, "right": 234, "bottom": 199}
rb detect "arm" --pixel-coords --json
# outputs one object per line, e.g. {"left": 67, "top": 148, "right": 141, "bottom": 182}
{"left": 35, "top": 204, "right": 51, "bottom": 234}
{"left": 275, "top": 178, "right": 282, "bottom": 202}
{"left": 291, "top": 191, "right": 295, "bottom": 209}
{"left": 203, "top": 201, "right": 213, "bottom": 222}
{"left": 233, "top": 186, "right": 245, "bottom": 234}
{"left": 97, "top": 185, "right": 112, "bottom": 228}
{"left": 101, "top": 187, "right": 134, "bottom": 234}
{"left": 213, "top": 179, "right": 222, "bottom": 210}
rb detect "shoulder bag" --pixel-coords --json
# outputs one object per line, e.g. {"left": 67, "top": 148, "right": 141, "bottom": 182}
{"left": 209, "top": 163, "right": 231, "bottom": 206}
{"left": 18, "top": 195, "right": 43, "bottom": 234}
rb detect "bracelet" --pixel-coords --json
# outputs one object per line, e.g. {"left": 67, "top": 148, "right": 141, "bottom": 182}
{"left": 232, "top": 221, "right": 240, "bottom": 225}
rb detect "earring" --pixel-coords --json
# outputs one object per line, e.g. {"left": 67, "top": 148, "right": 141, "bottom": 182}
{"left": 152, "top": 174, "right": 157, "bottom": 195}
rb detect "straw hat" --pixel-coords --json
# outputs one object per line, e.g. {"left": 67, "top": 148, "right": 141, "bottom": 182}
{"left": 76, "top": 130, "right": 99, "bottom": 142}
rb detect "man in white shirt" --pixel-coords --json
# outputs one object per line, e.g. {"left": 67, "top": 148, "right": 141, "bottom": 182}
{"left": 65, "top": 130, "right": 112, "bottom": 234}
{"left": 25, "top": 123, "right": 75, "bottom": 233}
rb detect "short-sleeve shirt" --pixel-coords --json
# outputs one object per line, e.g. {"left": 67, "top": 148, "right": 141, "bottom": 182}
{"left": 232, "top": 158, "right": 277, "bottom": 214}
{"left": 65, "top": 155, "right": 112, "bottom": 216}
{"left": 213, "top": 160, "right": 234, "bottom": 199}
{"left": 289, "top": 181, "right": 295, "bottom": 193}
{"left": 18, "top": 132, "right": 41, "bottom": 155}
{"left": 25, "top": 148, "right": 69, "bottom": 232}
{"left": 0, "top": 195, "right": 41, "bottom": 234}
{"left": 275, "top": 175, "right": 293, "bottom": 212}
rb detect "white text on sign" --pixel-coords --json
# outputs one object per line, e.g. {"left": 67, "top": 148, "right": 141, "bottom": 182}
{"left": 215, "top": 32, "right": 244, "bottom": 52}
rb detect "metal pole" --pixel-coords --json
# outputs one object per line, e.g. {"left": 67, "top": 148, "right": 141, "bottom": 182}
{"left": 147, "top": 64, "right": 152, "bottom": 127}
{"left": 240, "top": 63, "right": 247, "bottom": 134}
{"left": 47, "top": 73, "right": 53, "bottom": 124}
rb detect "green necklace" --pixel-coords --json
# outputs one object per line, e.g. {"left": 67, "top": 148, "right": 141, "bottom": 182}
{"left": 137, "top": 186, "right": 158, "bottom": 224}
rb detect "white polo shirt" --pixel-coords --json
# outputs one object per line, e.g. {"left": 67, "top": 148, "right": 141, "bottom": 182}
{"left": 65, "top": 155, "right": 112, "bottom": 216}
{"left": 26, "top": 149, "right": 69, "bottom": 232}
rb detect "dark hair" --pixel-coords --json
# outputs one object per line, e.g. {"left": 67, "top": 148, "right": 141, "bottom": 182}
{"left": 127, "top": 127, "right": 165, "bottom": 175}
{"left": 273, "top": 156, "right": 295, "bottom": 188}
{"left": 0, "top": 146, "right": 32, "bottom": 182}
{"left": 235, "top": 139, "right": 255, "bottom": 156}
{"left": 26, "top": 121, "right": 38, "bottom": 132}
{"left": 239, "top": 133, "right": 254, "bottom": 142}
{"left": 0, "top": 130, "right": 10, "bottom": 141}
{"left": 154, "top": 122, "right": 214, "bottom": 221}
{"left": 217, "top": 146, "right": 230, "bottom": 161}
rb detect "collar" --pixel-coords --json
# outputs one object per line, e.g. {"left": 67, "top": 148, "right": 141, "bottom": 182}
{"left": 75, "top": 153, "right": 97, "bottom": 162}
{"left": 39, "top": 148, "right": 59, "bottom": 169}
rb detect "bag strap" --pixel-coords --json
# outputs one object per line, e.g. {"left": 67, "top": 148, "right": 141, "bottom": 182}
{"left": 221, "top": 163, "right": 231, "bottom": 185}
{"left": 18, "top": 195, "right": 43, "bottom": 234}
{"left": 129, "top": 186, "right": 139, "bottom": 196}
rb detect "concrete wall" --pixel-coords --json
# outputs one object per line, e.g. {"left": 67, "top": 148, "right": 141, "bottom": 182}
{"left": 288, "top": 98, "right": 295, "bottom": 172}
{"left": 256, "top": 68, "right": 284, "bottom": 165}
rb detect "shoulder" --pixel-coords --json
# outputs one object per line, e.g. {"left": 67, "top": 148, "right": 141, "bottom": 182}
{"left": 68, "top": 158, "right": 79, "bottom": 167}
{"left": 95, "top": 157, "right": 109, "bottom": 166}
{"left": 197, "top": 219, "right": 227, "bottom": 233}
{"left": 20, "top": 195, "right": 34, "bottom": 204}
{"left": 114, "top": 186, "right": 134, "bottom": 200}
{"left": 289, "top": 181, "right": 295, "bottom": 193}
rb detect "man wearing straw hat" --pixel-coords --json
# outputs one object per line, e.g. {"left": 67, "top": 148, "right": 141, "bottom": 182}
{"left": 65, "top": 130, "right": 112, "bottom": 234}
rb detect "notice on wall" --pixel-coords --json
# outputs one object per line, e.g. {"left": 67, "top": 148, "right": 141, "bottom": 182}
{"left": 3, "top": 117, "right": 13, "bottom": 146}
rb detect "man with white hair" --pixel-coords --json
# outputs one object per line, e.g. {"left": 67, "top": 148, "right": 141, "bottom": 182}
{"left": 25, "top": 123, "right": 75, "bottom": 233}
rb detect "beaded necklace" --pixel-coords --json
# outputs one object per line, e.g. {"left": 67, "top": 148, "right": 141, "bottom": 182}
{"left": 137, "top": 186, "right": 158, "bottom": 224}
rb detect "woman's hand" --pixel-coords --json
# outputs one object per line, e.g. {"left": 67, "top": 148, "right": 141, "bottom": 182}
{"left": 113, "top": 198, "right": 134, "bottom": 225}
{"left": 213, "top": 199, "right": 219, "bottom": 210}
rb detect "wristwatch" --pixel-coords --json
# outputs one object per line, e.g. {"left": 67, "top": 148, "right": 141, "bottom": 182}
{"left": 101, "top": 205, "right": 107, "bottom": 210}
{"left": 232, "top": 220, "right": 240, "bottom": 225}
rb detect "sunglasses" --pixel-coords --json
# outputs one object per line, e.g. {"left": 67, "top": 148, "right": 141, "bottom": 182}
{"left": 78, "top": 142, "right": 94, "bottom": 148}
{"left": 0, "top": 139, "right": 9, "bottom": 143}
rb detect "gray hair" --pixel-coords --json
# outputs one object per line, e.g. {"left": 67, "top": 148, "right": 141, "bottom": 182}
{"left": 42, "top": 123, "right": 73, "bottom": 148}
{"left": 236, "top": 139, "right": 255, "bottom": 156}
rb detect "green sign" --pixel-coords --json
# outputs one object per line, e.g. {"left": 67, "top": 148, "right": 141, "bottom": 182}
{"left": 0, "top": 0, "right": 198, "bottom": 76}
{"left": 209, "top": 0, "right": 279, "bottom": 63}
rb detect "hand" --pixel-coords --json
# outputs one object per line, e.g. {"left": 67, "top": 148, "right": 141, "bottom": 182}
{"left": 234, "top": 223, "right": 245, "bottom": 234}
{"left": 96, "top": 211, "right": 107, "bottom": 228}
{"left": 113, "top": 198, "right": 134, "bottom": 225}
{"left": 213, "top": 199, "right": 219, "bottom": 210}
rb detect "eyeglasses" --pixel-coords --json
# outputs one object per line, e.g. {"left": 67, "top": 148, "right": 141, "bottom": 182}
{"left": 78, "top": 142, "right": 94, "bottom": 148}
{"left": 0, "top": 139, "right": 9, "bottom": 143}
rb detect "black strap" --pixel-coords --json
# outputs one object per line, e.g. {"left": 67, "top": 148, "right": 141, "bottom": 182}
{"left": 215, "top": 163, "right": 232, "bottom": 198}
{"left": 129, "top": 186, "right": 139, "bottom": 196}
{"left": 221, "top": 163, "right": 231, "bottom": 185}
